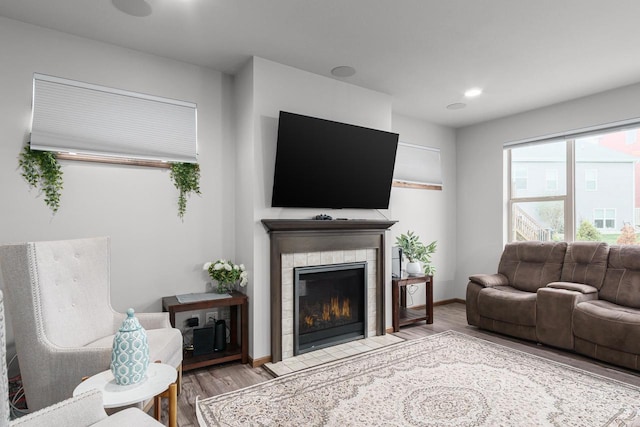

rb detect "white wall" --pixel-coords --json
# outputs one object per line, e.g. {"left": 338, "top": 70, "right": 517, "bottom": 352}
{"left": 390, "top": 114, "right": 457, "bottom": 304}
{"left": 0, "top": 17, "right": 235, "bottom": 356}
{"left": 0, "top": 17, "right": 459, "bottom": 365}
{"left": 455, "top": 82, "right": 640, "bottom": 298}
{"left": 236, "top": 57, "right": 458, "bottom": 360}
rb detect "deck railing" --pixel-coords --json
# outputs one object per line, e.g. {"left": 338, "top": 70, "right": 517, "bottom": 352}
{"left": 513, "top": 205, "right": 551, "bottom": 241}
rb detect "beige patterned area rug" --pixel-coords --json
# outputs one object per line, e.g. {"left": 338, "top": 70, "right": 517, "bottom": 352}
{"left": 196, "top": 331, "right": 640, "bottom": 426}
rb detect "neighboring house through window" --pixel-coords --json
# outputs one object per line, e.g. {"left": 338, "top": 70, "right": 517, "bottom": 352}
{"left": 585, "top": 169, "right": 598, "bottom": 191}
{"left": 514, "top": 167, "right": 527, "bottom": 191}
{"left": 545, "top": 169, "right": 558, "bottom": 191}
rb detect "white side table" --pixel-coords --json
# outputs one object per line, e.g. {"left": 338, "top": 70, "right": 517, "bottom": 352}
{"left": 73, "top": 363, "right": 178, "bottom": 427}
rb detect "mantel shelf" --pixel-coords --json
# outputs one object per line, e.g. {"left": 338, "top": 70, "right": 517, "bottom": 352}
{"left": 261, "top": 219, "right": 397, "bottom": 232}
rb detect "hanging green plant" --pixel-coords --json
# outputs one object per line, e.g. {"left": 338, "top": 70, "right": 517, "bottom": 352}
{"left": 170, "top": 162, "right": 201, "bottom": 219}
{"left": 18, "top": 146, "right": 64, "bottom": 213}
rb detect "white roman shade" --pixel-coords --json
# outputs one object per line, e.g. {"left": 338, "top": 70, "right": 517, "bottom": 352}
{"left": 393, "top": 142, "right": 443, "bottom": 188}
{"left": 30, "top": 73, "right": 197, "bottom": 163}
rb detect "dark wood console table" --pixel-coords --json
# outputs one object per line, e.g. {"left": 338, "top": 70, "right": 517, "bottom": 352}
{"left": 391, "top": 274, "right": 433, "bottom": 332}
{"left": 162, "top": 291, "right": 248, "bottom": 371}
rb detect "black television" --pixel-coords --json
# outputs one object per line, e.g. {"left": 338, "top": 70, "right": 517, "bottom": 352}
{"left": 271, "top": 111, "right": 399, "bottom": 209}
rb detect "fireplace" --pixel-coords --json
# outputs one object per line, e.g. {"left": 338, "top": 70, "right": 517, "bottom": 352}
{"left": 261, "top": 218, "right": 396, "bottom": 362}
{"left": 294, "top": 262, "right": 367, "bottom": 355}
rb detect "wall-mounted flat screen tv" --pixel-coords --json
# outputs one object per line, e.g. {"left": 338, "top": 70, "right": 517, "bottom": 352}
{"left": 271, "top": 111, "right": 399, "bottom": 209}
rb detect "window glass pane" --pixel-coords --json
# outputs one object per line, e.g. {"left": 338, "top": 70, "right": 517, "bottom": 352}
{"left": 576, "top": 131, "right": 637, "bottom": 243}
{"left": 512, "top": 201, "right": 564, "bottom": 241}
{"left": 511, "top": 142, "right": 566, "bottom": 198}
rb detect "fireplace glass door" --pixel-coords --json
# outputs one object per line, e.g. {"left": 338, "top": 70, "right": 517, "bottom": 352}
{"left": 294, "top": 262, "right": 367, "bottom": 355}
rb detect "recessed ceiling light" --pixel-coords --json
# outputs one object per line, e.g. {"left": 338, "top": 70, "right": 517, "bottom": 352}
{"left": 331, "top": 66, "right": 356, "bottom": 78}
{"left": 112, "top": 0, "right": 152, "bottom": 17}
{"left": 446, "top": 102, "right": 466, "bottom": 110}
{"left": 464, "top": 88, "right": 483, "bottom": 98}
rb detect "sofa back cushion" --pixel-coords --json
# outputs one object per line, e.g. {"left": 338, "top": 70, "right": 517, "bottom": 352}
{"left": 560, "top": 241, "right": 609, "bottom": 289}
{"left": 600, "top": 245, "right": 640, "bottom": 308}
{"left": 498, "top": 241, "right": 567, "bottom": 292}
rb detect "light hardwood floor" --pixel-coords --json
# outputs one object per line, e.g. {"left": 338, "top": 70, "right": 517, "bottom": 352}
{"left": 171, "top": 302, "right": 640, "bottom": 426}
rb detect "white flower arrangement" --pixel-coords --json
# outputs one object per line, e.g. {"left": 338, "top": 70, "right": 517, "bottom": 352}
{"left": 203, "top": 259, "right": 248, "bottom": 293}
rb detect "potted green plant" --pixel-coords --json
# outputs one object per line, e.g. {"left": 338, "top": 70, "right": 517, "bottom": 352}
{"left": 395, "top": 231, "right": 437, "bottom": 276}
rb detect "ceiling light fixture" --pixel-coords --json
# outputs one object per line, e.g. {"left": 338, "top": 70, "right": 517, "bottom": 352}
{"left": 446, "top": 102, "right": 466, "bottom": 110}
{"left": 464, "top": 88, "right": 483, "bottom": 98}
{"left": 331, "top": 66, "right": 356, "bottom": 78}
{"left": 112, "top": 0, "right": 152, "bottom": 17}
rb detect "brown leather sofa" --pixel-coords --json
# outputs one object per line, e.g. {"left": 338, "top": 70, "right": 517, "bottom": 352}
{"left": 466, "top": 241, "right": 640, "bottom": 371}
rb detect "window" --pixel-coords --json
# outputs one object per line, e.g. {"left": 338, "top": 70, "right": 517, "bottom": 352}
{"left": 507, "top": 124, "right": 637, "bottom": 242}
{"left": 585, "top": 169, "right": 597, "bottom": 191}
{"left": 593, "top": 208, "right": 616, "bottom": 230}
{"left": 545, "top": 169, "right": 558, "bottom": 191}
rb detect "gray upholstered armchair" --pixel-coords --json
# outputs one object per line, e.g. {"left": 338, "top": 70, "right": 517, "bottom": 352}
{"left": 0, "top": 237, "right": 182, "bottom": 411}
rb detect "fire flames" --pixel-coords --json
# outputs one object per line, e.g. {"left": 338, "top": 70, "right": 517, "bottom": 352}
{"left": 304, "top": 296, "right": 351, "bottom": 327}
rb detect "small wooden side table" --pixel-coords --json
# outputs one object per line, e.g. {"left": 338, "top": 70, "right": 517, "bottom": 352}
{"left": 162, "top": 291, "right": 248, "bottom": 371}
{"left": 391, "top": 274, "right": 433, "bottom": 332}
{"left": 73, "top": 363, "right": 177, "bottom": 427}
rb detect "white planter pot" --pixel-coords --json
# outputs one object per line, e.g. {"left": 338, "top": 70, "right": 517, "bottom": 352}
{"left": 406, "top": 261, "right": 422, "bottom": 276}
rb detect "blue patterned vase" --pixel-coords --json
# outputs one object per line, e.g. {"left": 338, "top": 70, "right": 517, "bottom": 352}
{"left": 110, "top": 308, "right": 150, "bottom": 385}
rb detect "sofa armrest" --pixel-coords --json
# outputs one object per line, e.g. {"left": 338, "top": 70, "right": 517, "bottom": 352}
{"left": 469, "top": 273, "right": 509, "bottom": 288}
{"left": 546, "top": 282, "right": 598, "bottom": 294}
{"left": 10, "top": 390, "right": 107, "bottom": 427}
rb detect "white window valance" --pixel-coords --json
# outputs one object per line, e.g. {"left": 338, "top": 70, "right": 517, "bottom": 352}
{"left": 30, "top": 73, "right": 197, "bottom": 163}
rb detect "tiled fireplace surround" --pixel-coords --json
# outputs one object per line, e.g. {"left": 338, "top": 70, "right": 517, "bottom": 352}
{"left": 262, "top": 219, "right": 396, "bottom": 363}
{"left": 280, "top": 248, "right": 378, "bottom": 359}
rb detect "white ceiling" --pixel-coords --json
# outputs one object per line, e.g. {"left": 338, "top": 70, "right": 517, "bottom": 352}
{"left": 2, "top": 0, "right": 640, "bottom": 128}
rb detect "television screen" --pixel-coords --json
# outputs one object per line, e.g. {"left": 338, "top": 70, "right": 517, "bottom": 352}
{"left": 271, "top": 111, "right": 399, "bottom": 209}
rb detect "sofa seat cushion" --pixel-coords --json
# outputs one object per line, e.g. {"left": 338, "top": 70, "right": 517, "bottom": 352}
{"left": 478, "top": 286, "right": 537, "bottom": 326}
{"left": 573, "top": 300, "right": 640, "bottom": 354}
{"left": 86, "top": 328, "right": 183, "bottom": 369}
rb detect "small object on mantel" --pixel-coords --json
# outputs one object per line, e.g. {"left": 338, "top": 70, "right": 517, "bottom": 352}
{"left": 336, "top": 217, "right": 348, "bottom": 220}
{"left": 313, "top": 214, "right": 333, "bottom": 220}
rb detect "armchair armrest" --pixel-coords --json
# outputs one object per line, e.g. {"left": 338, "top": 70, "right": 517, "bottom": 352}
{"left": 546, "top": 282, "right": 598, "bottom": 294}
{"left": 133, "top": 312, "right": 172, "bottom": 330}
{"left": 469, "top": 273, "right": 509, "bottom": 288}
{"left": 10, "top": 390, "right": 106, "bottom": 427}
{"left": 112, "top": 311, "right": 172, "bottom": 331}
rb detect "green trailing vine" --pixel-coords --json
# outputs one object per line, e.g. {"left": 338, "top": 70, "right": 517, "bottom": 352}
{"left": 19, "top": 146, "right": 64, "bottom": 213}
{"left": 170, "top": 162, "right": 201, "bottom": 219}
